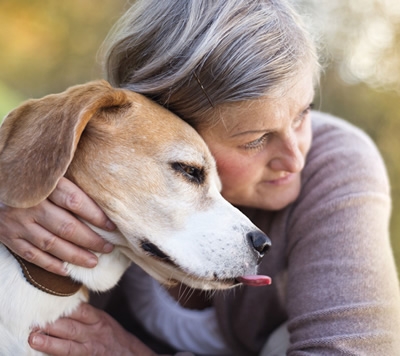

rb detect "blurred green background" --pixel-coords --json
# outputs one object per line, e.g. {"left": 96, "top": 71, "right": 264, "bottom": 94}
{"left": 1, "top": 0, "right": 399, "bottom": 274}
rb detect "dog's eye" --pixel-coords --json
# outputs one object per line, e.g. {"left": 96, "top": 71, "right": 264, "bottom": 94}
{"left": 171, "top": 162, "right": 205, "bottom": 184}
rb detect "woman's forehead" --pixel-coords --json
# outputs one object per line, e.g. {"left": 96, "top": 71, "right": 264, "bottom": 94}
{"left": 208, "top": 75, "right": 315, "bottom": 135}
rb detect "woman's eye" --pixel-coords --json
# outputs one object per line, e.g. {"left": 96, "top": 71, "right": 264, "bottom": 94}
{"left": 293, "top": 103, "right": 313, "bottom": 129}
{"left": 171, "top": 162, "right": 205, "bottom": 184}
{"left": 243, "top": 133, "right": 270, "bottom": 150}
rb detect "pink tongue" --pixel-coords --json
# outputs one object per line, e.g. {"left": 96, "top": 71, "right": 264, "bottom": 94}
{"left": 237, "top": 275, "right": 272, "bottom": 287}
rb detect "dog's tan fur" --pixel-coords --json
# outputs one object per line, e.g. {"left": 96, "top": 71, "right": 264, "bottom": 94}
{"left": 0, "top": 81, "right": 269, "bottom": 354}
{"left": 0, "top": 82, "right": 194, "bottom": 208}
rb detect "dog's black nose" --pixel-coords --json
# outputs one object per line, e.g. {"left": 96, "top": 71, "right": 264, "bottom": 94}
{"left": 247, "top": 230, "right": 271, "bottom": 257}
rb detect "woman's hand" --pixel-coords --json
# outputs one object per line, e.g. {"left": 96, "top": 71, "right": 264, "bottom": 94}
{"left": 0, "top": 177, "right": 115, "bottom": 275}
{"left": 28, "top": 303, "right": 157, "bottom": 356}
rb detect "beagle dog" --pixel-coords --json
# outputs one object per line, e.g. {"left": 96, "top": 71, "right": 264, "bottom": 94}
{"left": 0, "top": 80, "right": 271, "bottom": 354}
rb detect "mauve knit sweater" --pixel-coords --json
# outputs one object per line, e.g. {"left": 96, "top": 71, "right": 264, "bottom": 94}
{"left": 100, "top": 112, "right": 400, "bottom": 355}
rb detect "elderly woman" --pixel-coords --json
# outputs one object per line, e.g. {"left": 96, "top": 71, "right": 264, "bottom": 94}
{"left": 1, "top": 0, "right": 400, "bottom": 355}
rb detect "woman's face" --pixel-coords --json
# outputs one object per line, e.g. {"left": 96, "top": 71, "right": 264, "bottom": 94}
{"left": 198, "top": 73, "right": 314, "bottom": 211}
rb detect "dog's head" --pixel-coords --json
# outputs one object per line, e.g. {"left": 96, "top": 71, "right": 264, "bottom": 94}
{"left": 0, "top": 80, "right": 271, "bottom": 290}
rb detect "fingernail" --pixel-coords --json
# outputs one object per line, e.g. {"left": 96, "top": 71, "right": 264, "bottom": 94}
{"left": 60, "top": 266, "right": 69, "bottom": 276}
{"left": 86, "top": 256, "right": 98, "bottom": 267}
{"left": 31, "top": 334, "right": 44, "bottom": 346}
{"left": 106, "top": 220, "right": 116, "bottom": 231}
{"left": 103, "top": 242, "right": 114, "bottom": 253}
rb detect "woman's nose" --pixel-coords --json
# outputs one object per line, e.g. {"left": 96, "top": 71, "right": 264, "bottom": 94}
{"left": 268, "top": 134, "right": 305, "bottom": 173}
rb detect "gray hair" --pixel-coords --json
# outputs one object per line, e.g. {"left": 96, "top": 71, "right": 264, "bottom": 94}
{"left": 101, "top": 0, "right": 319, "bottom": 128}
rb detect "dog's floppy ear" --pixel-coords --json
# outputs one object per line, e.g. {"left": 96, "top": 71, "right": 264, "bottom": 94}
{"left": 0, "top": 80, "right": 129, "bottom": 208}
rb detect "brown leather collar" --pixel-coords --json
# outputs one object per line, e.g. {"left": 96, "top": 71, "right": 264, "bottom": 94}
{"left": 8, "top": 248, "right": 82, "bottom": 297}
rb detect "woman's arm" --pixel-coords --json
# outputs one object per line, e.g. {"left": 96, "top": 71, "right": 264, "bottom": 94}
{"left": 0, "top": 177, "right": 115, "bottom": 275}
{"left": 286, "top": 114, "right": 400, "bottom": 353}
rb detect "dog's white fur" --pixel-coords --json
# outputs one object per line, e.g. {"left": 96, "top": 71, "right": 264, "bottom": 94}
{"left": 0, "top": 81, "right": 268, "bottom": 354}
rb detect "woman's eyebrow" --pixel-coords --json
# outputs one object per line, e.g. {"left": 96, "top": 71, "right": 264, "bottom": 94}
{"left": 230, "top": 128, "right": 273, "bottom": 138}
{"left": 295, "top": 91, "right": 315, "bottom": 116}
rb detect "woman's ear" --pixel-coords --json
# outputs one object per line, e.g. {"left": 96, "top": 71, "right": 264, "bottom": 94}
{"left": 0, "top": 80, "right": 129, "bottom": 208}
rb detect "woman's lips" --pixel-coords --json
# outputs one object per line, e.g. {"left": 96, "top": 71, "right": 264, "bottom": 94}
{"left": 265, "top": 173, "right": 295, "bottom": 186}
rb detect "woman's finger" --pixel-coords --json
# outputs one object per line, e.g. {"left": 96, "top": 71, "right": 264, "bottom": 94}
{"left": 0, "top": 203, "right": 67, "bottom": 274}
{"left": 29, "top": 331, "right": 88, "bottom": 356}
{"left": 29, "top": 306, "right": 104, "bottom": 354}
{"left": 0, "top": 200, "right": 109, "bottom": 274}
{"left": 34, "top": 199, "right": 114, "bottom": 256}
{"left": 37, "top": 304, "right": 103, "bottom": 343}
{"left": 48, "top": 177, "right": 116, "bottom": 231}
{"left": 10, "top": 237, "right": 68, "bottom": 275}
{"left": 67, "top": 301, "right": 102, "bottom": 324}
{"left": 38, "top": 316, "right": 90, "bottom": 344}
{"left": 1, "top": 215, "right": 99, "bottom": 274}
{"left": 17, "top": 224, "right": 99, "bottom": 273}
{"left": 1, "top": 199, "right": 112, "bottom": 272}
{"left": 29, "top": 304, "right": 159, "bottom": 356}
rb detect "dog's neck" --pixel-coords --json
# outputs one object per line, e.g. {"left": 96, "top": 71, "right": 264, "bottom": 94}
{"left": 7, "top": 247, "right": 82, "bottom": 297}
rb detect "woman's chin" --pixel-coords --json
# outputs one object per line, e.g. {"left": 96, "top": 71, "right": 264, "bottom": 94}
{"left": 244, "top": 182, "right": 301, "bottom": 211}
{"left": 221, "top": 175, "right": 302, "bottom": 211}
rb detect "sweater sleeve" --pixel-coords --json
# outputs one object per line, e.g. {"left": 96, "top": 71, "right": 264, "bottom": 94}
{"left": 285, "top": 113, "right": 400, "bottom": 354}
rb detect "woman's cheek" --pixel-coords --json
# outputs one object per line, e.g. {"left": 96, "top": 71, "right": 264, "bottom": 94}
{"left": 215, "top": 154, "right": 251, "bottom": 187}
